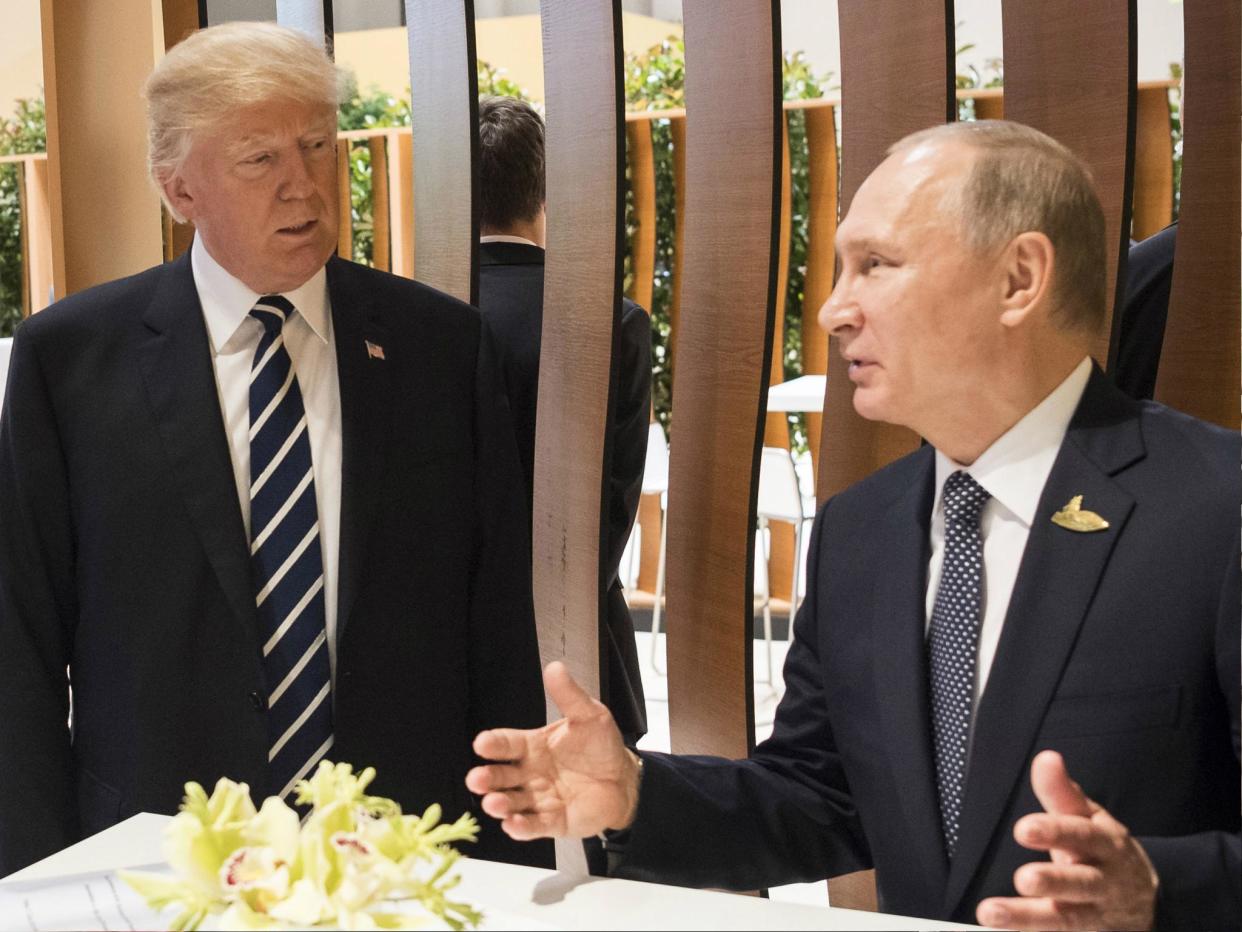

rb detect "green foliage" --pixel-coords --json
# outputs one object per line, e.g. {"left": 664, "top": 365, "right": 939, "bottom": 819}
{"left": 0, "top": 95, "right": 46, "bottom": 336}
{"left": 1167, "top": 62, "right": 1182, "bottom": 220}
{"left": 623, "top": 38, "right": 833, "bottom": 450}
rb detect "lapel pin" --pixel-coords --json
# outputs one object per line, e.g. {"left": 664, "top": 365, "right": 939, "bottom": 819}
{"left": 1051, "top": 495, "right": 1109, "bottom": 533}
{"left": 365, "top": 340, "right": 386, "bottom": 361}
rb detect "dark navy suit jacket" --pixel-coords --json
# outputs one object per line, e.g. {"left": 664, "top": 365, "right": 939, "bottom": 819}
{"left": 613, "top": 369, "right": 1240, "bottom": 929}
{"left": 0, "top": 253, "right": 552, "bottom": 875}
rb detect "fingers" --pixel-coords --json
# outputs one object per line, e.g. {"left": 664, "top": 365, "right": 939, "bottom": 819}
{"left": 977, "top": 896, "right": 1095, "bottom": 931}
{"left": 1013, "top": 861, "right": 1106, "bottom": 903}
{"left": 1013, "top": 813, "right": 1115, "bottom": 862}
{"left": 1030, "top": 750, "right": 1094, "bottom": 818}
{"left": 543, "top": 661, "right": 601, "bottom": 723}
{"left": 465, "top": 762, "right": 530, "bottom": 795}
{"left": 499, "top": 811, "right": 565, "bottom": 842}
{"left": 472, "top": 727, "right": 531, "bottom": 762}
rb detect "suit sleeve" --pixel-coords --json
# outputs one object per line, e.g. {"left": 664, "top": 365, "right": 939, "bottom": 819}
{"left": 0, "top": 323, "right": 80, "bottom": 876}
{"left": 464, "top": 317, "right": 553, "bottom": 868}
{"left": 1139, "top": 531, "right": 1241, "bottom": 931}
{"left": 609, "top": 500, "right": 872, "bottom": 890}
{"left": 601, "top": 301, "right": 651, "bottom": 588}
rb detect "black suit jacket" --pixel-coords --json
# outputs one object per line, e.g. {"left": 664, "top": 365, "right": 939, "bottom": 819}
{"left": 0, "top": 253, "right": 552, "bottom": 875}
{"left": 613, "top": 369, "right": 1240, "bottom": 929}
{"left": 1115, "top": 222, "right": 1177, "bottom": 401}
{"left": 477, "top": 241, "right": 651, "bottom": 744}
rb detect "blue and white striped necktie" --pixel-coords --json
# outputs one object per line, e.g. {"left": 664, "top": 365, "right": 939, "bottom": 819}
{"left": 248, "top": 295, "right": 333, "bottom": 801}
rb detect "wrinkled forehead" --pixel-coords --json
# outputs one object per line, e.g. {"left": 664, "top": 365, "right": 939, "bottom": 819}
{"left": 836, "top": 141, "right": 975, "bottom": 249}
{"left": 196, "top": 98, "right": 337, "bottom": 153}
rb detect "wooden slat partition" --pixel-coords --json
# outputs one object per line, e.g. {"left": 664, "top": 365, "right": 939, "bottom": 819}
{"left": 335, "top": 139, "right": 352, "bottom": 260}
{"left": 799, "top": 104, "right": 837, "bottom": 478}
{"left": 535, "top": 0, "right": 625, "bottom": 873}
{"left": 1154, "top": 0, "right": 1240, "bottom": 429}
{"left": 388, "top": 132, "right": 416, "bottom": 278}
{"left": 5, "top": 155, "right": 54, "bottom": 317}
{"left": 1001, "top": 0, "right": 1135, "bottom": 367}
{"left": 668, "top": 113, "right": 688, "bottom": 367}
{"left": 665, "top": 0, "right": 782, "bottom": 760}
{"left": 1131, "top": 84, "right": 1175, "bottom": 241}
{"left": 817, "top": 1, "right": 953, "bottom": 502}
{"left": 404, "top": 0, "right": 478, "bottom": 303}
{"left": 368, "top": 136, "right": 391, "bottom": 271}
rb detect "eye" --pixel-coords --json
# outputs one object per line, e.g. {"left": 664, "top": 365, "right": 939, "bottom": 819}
{"left": 243, "top": 152, "right": 271, "bottom": 166}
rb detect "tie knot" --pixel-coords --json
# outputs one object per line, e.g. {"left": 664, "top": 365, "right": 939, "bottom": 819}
{"left": 251, "top": 295, "right": 296, "bottom": 336}
{"left": 942, "top": 470, "right": 990, "bottom": 524}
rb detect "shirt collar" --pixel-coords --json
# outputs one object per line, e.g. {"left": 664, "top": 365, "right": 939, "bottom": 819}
{"left": 932, "top": 356, "right": 1093, "bottom": 528}
{"left": 479, "top": 234, "right": 542, "bottom": 247}
{"left": 191, "top": 235, "right": 331, "bottom": 354}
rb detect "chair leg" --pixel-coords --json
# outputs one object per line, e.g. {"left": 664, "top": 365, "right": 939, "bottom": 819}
{"left": 650, "top": 512, "right": 668, "bottom": 675}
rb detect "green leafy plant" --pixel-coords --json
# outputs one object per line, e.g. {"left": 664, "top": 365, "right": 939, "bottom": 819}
{"left": 0, "top": 94, "right": 47, "bottom": 336}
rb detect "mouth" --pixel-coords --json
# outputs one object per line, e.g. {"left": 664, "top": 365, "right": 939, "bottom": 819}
{"left": 277, "top": 219, "right": 318, "bottom": 236}
{"left": 846, "top": 357, "right": 878, "bottom": 381}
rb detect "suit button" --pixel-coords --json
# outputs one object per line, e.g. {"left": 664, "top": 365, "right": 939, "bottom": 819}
{"left": 249, "top": 691, "right": 267, "bottom": 712}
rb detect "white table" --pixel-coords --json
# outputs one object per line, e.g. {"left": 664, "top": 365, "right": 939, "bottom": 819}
{"left": 767, "top": 374, "right": 826, "bottom": 412}
{"left": 1, "top": 814, "right": 978, "bottom": 930}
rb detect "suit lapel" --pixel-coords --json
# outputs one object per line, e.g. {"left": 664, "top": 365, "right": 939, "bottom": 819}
{"left": 328, "top": 258, "right": 392, "bottom": 645}
{"left": 943, "top": 371, "right": 1143, "bottom": 915}
{"left": 870, "top": 449, "right": 951, "bottom": 899}
{"left": 137, "top": 252, "right": 255, "bottom": 634}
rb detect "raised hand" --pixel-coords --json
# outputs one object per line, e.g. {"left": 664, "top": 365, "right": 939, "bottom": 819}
{"left": 465, "top": 661, "right": 642, "bottom": 841}
{"left": 976, "top": 750, "right": 1158, "bottom": 931}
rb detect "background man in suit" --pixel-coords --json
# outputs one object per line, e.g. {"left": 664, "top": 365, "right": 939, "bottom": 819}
{"left": 0, "top": 22, "right": 550, "bottom": 876}
{"left": 466, "top": 121, "right": 1240, "bottom": 930}
{"left": 475, "top": 96, "right": 651, "bottom": 746}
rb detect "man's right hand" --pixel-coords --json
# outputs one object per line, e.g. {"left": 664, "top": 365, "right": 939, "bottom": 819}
{"left": 465, "top": 661, "right": 641, "bottom": 840}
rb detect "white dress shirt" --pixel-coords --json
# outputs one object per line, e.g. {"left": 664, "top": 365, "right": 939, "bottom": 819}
{"left": 479, "top": 234, "right": 541, "bottom": 247}
{"left": 191, "top": 236, "right": 343, "bottom": 676}
{"left": 925, "top": 357, "right": 1093, "bottom": 713}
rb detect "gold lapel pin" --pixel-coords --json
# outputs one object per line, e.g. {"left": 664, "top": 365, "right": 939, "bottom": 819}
{"left": 1051, "top": 495, "right": 1110, "bottom": 533}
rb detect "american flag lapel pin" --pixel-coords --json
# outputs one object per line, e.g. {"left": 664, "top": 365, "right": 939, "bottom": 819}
{"left": 365, "top": 340, "right": 386, "bottom": 361}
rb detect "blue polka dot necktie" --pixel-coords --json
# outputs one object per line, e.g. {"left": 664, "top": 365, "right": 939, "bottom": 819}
{"left": 248, "top": 295, "right": 333, "bottom": 801}
{"left": 927, "top": 470, "right": 991, "bottom": 858}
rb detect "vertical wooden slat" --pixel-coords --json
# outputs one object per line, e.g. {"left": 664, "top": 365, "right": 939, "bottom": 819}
{"left": 1129, "top": 83, "right": 1174, "bottom": 241}
{"left": 817, "top": 1, "right": 952, "bottom": 502}
{"left": 764, "top": 113, "right": 794, "bottom": 603}
{"left": 536, "top": 0, "right": 625, "bottom": 875}
{"left": 624, "top": 115, "right": 662, "bottom": 595}
{"left": 40, "top": 0, "right": 186, "bottom": 298}
{"left": 625, "top": 116, "right": 657, "bottom": 311}
{"left": 1154, "top": 0, "right": 1240, "bottom": 429}
{"left": 388, "top": 132, "right": 416, "bottom": 278}
{"left": 800, "top": 103, "right": 837, "bottom": 480}
{"left": 405, "top": 0, "right": 478, "bottom": 303}
{"left": 23, "top": 158, "right": 54, "bottom": 314}
{"left": 1001, "top": 0, "right": 1135, "bottom": 367}
{"left": 16, "top": 163, "right": 31, "bottom": 318}
{"left": 368, "top": 136, "right": 392, "bottom": 272}
{"left": 335, "top": 139, "right": 352, "bottom": 260}
{"left": 667, "top": 113, "right": 688, "bottom": 368}
{"left": 665, "top": 0, "right": 782, "bottom": 760}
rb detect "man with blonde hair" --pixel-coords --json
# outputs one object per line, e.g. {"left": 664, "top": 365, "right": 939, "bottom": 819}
{"left": 0, "top": 21, "right": 549, "bottom": 875}
{"left": 466, "top": 120, "right": 1240, "bottom": 929}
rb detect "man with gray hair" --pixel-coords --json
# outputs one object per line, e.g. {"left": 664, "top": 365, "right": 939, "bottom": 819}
{"left": 466, "top": 120, "right": 1240, "bottom": 929}
{"left": 0, "top": 22, "right": 550, "bottom": 875}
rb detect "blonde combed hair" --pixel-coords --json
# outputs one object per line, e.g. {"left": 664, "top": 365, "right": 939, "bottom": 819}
{"left": 143, "top": 21, "right": 342, "bottom": 219}
{"left": 891, "top": 120, "right": 1107, "bottom": 334}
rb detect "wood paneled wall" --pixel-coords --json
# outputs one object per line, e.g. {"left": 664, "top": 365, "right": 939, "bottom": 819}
{"left": 1154, "top": 0, "right": 1240, "bottom": 429}
{"left": 664, "top": 0, "right": 782, "bottom": 760}
{"left": 405, "top": 0, "right": 478, "bottom": 304}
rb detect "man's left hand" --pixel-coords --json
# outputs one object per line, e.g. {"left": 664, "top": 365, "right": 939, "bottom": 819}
{"left": 976, "top": 749, "right": 1158, "bottom": 931}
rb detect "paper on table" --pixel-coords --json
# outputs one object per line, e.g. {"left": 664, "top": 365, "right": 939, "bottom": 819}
{"left": 0, "top": 871, "right": 167, "bottom": 932}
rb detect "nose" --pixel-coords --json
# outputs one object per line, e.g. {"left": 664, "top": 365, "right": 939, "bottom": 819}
{"left": 819, "top": 282, "right": 862, "bottom": 336}
{"left": 278, "top": 149, "right": 317, "bottom": 200}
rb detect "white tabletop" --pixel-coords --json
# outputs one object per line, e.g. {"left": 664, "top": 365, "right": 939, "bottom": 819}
{"left": 0, "top": 814, "right": 979, "bottom": 930}
{"left": 767, "top": 374, "right": 826, "bottom": 412}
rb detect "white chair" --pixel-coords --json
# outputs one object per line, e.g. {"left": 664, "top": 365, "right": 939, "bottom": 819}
{"left": 639, "top": 423, "right": 671, "bottom": 674}
{"left": 755, "top": 446, "right": 815, "bottom": 684}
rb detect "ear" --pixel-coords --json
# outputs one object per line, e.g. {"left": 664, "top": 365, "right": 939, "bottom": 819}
{"left": 998, "top": 231, "right": 1055, "bottom": 329}
{"left": 159, "top": 168, "right": 197, "bottom": 225}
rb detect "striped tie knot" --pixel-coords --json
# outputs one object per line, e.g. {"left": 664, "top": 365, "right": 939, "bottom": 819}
{"left": 251, "top": 295, "right": 295, "bottom": 336}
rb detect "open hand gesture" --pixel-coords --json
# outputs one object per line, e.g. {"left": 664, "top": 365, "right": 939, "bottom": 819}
{"left": 976, "top": 750, "right": 1158, "bottom": 931}
{"left": 465, "top": 661, "right": 642, "bottom": 840}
